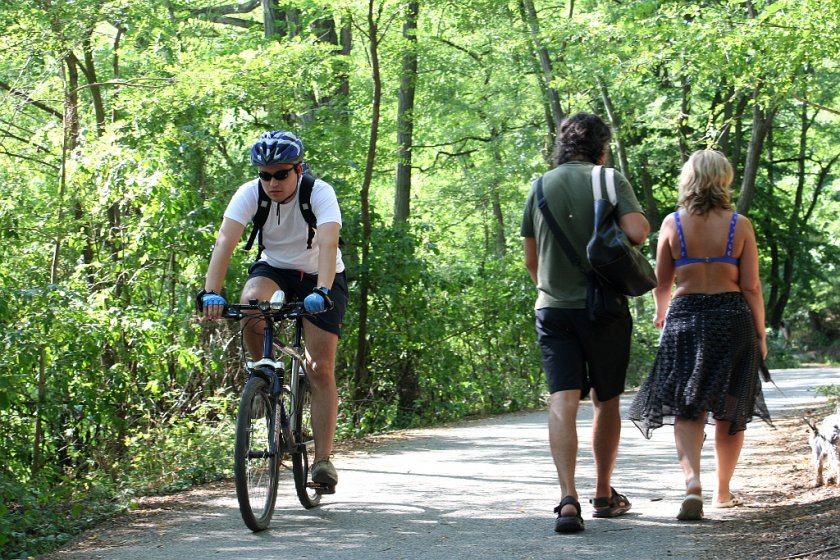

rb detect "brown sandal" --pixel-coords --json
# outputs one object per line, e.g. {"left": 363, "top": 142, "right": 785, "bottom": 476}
{"left": 591, "top": 487, "right": 632, "bottom": 518}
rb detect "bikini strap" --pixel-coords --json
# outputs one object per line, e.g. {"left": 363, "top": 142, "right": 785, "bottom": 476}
{"left": 725, "top": 213, "right": 739, "bottom": 257}
{"left": 673, "top": 211, "right": 688, "bottom": 259}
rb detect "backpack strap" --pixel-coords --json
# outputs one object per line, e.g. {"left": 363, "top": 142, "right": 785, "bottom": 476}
{"left": 298, "top": 174, "right": 317, "bottom": 249}
{"left": 243, "top": 172, "right": 323, "bottom": 253}
{"left": 605, "top": 168, "right": 617, "bottom": 204}
{"left": 244, "top": 180, "right": 272, "bottom": 253}
{"left": 591, "top": 166, "right": 617, "bottom": 205}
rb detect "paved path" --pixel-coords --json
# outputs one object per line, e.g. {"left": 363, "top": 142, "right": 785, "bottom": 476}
{"left": 44, "top": 368, "right": 836, "bottom": 560}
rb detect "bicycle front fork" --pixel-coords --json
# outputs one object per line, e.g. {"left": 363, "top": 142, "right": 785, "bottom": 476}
{"left": 269, "top": 368, "right": 294, "bottom": 454}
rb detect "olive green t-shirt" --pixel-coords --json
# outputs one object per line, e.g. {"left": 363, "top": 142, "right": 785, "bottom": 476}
{"left": 520, "top": 161, "right": 645, "bottom": 310}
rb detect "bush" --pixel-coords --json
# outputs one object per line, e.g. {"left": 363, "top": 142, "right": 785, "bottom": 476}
{"left": 815, "top": 384, "right": 840, "bottom": 407}
{"left": 0, "top": 391, "right": 236, "bottom": 560}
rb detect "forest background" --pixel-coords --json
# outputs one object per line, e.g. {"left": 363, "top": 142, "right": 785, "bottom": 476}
{"left": 0, "top": 1, "right": 838, "bottom": 557}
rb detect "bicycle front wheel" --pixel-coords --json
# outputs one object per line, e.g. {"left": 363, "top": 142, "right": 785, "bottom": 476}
{"left": 292, "top": 367, "right": 321, "bottom": 508}
{"left": 234, "top": 375, "right": 280, "bottom": 531}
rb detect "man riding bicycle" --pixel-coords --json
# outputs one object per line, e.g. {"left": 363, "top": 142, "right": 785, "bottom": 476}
{"left": 199, "top": 130, "right": 348, "bottom": 490}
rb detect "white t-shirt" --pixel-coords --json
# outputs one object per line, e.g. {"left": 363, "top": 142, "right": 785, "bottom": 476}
{"left": 224, "top": 177, "right": 345, "bottom": 275}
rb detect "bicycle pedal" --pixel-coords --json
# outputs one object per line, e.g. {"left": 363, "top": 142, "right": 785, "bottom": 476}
{"left": 306, "top": 482, "right": 335, "bottom": 495}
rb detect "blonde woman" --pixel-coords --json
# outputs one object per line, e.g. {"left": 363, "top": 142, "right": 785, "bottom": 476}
{"left": 627, "top": 150, "right": 771, "bottom": 521}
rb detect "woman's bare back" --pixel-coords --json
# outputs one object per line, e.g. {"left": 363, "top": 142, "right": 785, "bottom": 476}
{"left": 668, "top": 208, "right": 744, "bottom": 295}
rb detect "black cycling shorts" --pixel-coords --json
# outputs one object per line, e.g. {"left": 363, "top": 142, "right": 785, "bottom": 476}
{"left": 535, "top": 306, "right": 632, "bottom": 401}
{"left": 247, "top": 261, "right": 348, "bottom": 337}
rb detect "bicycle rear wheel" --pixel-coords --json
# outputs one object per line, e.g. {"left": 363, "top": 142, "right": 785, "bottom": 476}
{"left": 234, "top": 375, "right": 280, "bottom": 531}
{"left": 292, "top": 363, "right": 321, "bottom": 508}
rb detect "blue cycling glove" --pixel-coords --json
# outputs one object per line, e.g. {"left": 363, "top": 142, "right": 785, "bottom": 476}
{"left": 304, "top": 287, "right": 332, "bottom": 313}
{"left": 201, "top": 292, "right": 226, "bottom": 310}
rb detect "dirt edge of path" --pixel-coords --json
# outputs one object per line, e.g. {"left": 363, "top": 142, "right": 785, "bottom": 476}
{"left": 702, "top": 400, "right": 840, "bottom": 560}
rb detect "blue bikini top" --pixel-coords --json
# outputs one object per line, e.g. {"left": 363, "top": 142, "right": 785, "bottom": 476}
{"left": 673, "top": 211, "right": 740, "bottom": 267}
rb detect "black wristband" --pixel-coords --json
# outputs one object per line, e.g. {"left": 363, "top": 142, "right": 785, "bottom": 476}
{"left": 195, "top": 289, "right": 219, "bottom": 312}
{"left": 312, "top": 287, "right": 334, "bottom": 311}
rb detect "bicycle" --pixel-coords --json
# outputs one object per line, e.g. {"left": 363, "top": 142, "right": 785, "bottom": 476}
{"left": 222, "top": 289, "right": 331, "bottom": 532}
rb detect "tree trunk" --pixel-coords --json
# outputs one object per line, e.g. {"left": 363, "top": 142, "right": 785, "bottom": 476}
{"left": 51, "top": 52, "right": 82, "bottom": 284}
{"left": 519, "top": 0, "right": 565, "bottom": 145}
{"left": 678, "top": 75, "right": 692, "bottom": 162}
{"left": 395, "top": 351, "right": 420, "bottom": 426}
{"left": 763, "top": 127, "right": 781, "bottom": 326}
{"left": 353, "top": 0, "right": 382, "bottom": 419}
{"left": 111, "top": 23, "right": 124, "bottom": 123}
{"left": 486, "top": 126, "right": 506, "bottom": 256}
{"left": 32, "top": 346, "right": 47, "bottom": 474}
{"left": 769, "top": 103, "right": 810, "bottom": 328}
{"left": 263, "top": 0, "right": 279, "bottom": 38}
{"left": 598, "top": 79, "right": 630, "bottom": 180}
{"left": 394, "top": 0, "right": 419, "bottom": 224}
{"left": 715, "top": 83, "right": 733, "bottom": 152}
{"left": 491, "top": 190, "right": 506, "bottom": 257}
{"left": 637, "top": 153, "right": 659, "bottom": 233}
{"left": 303, "top": 13, "right": 343, "bottom": 123}
{"left": 337, "top": 19, "right": 352, "bottom": 102}
{"left": 81, "top": 36, "right": 106, "bottom": 137}
{"left": 261, "top": 1, "right": 301, "bottom": 39}
{"left": 736, "top": 86, "right": 775, "bottom": 216}
{"left": 285, "top": 6, "right": 301, "bottom": 37}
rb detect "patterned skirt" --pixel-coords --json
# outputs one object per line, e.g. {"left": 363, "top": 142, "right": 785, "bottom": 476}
{"left": 627, "top": 292, "right": 771, "bottom": 438}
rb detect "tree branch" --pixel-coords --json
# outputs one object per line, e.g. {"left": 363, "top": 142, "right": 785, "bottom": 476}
{"left": 72, "top": 77, "right": 175, "bottom": 93}
{"left": 794, "top": 96, "right": 840, "bottom": 116}
{"left": 803, "top": 151, "right": 840, "bottom": 223}
{"left": 187, "top": 0, "right": 262, "bottom": 28}
{"left": 201, "top": 16, "right": 260, "bottom": 29}
{"left": 189, "top": 0, "right": 260, "bottom": 17}
{"left": 434, "top": 37, "right": 483, "bottom": 63}
{"left": 0, "top": 130, "right": 52, "bottom": 153}
{"left": 0, "top": 81, "right": 63, "bottom": 119}
{"left": 0, "top": 149, "right": 60, "bottom": 168}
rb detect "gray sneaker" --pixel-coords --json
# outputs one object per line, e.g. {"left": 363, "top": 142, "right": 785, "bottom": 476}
{"left": 311, "top": 459, "right": 338, "bottom": 487}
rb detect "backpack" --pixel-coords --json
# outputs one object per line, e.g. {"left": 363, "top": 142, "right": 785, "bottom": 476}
{"left": 585, "top": 166, "right": 655, "bottom": 297}
{"left": 243, "top": 172, "right": 319, "bottom": 254}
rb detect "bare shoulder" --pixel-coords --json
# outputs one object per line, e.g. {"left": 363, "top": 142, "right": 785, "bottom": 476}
{"left": 735, "top": 213, "right": 756, "bottom": 235}
{"left": 659, "top": 212, "right": 676, "bottom": 232}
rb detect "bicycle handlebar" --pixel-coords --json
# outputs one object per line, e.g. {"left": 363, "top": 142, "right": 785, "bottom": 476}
{"left": 221, "top": 299, "right": 309, "bottom": 321}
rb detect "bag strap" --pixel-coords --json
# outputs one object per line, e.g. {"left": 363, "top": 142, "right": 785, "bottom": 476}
{"left": 298, "top": 174, "right": 317, "bottom": 249}
{"left": 591, "top": 165, "right": 617, "bottom": 205}
{"left": 244, "top": 173, "right": 319, "bottom": 253}
{"left": 535, "top": 177, "right": 590, "bottom": 276}
{"left": 244, "top": 181, "right": 272, "bottom": 252}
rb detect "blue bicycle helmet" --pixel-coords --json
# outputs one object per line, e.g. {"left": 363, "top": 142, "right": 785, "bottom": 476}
{"left": 250, "top": 130, "right": 304, "bottom": 166}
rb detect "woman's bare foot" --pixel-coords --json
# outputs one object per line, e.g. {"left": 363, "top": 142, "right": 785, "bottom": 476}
{"left": 712, "top": 493, "right": 743, "bottom": 508}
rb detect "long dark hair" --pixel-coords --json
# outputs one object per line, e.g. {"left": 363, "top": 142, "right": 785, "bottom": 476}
{"left": 551, "top": 113, "right": 611, "bottom": 167}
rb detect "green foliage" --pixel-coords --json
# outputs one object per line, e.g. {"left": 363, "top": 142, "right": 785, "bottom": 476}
{"left": 764, "top": 336, "right": 802, "bottom": 370}
{"left": 0, "top": 470, "right": 122, "bottom": 560}
{"left": 626, "top": 304, "right": 660, "bottom": 388}
{"left": 336, "top": 220, "right": 545, "bottom": 435}
{"left": 815, "top": 384, "right": 840, "bottom": 406}
{"left": 122, "top": 393, "right": 235, "bottom": 493}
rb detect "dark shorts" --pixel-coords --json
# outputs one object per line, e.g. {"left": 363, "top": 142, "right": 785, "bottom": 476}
{"left": 535, "top": 306, "right": 632, "bottom": 401}
{"left": 247, "top": 261, "right": 349, "bottom": 337}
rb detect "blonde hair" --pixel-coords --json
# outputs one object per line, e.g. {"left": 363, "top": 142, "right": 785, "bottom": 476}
{"left": 677, "top": 150, "right": 733, "bottom": 215}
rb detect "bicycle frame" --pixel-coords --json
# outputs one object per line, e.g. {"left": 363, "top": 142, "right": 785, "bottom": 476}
{"left": 225, "top": 289, "right": 323, "bottom": 529}
{"left": 224, "top": 293, "right": 308, "bottom": 456}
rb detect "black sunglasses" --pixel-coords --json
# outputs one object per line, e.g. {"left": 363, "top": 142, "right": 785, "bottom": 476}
{"left": 258, "top": 168, "right": 296, "bottom": 181}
